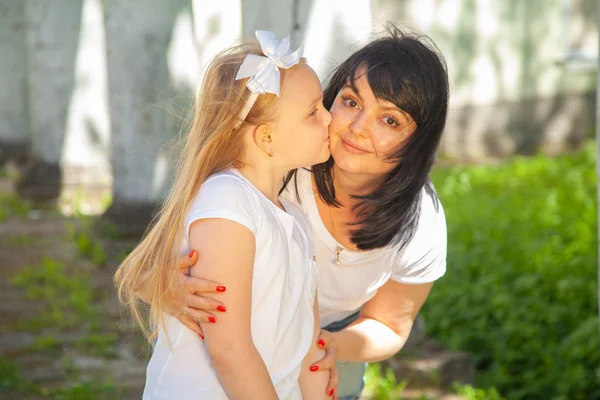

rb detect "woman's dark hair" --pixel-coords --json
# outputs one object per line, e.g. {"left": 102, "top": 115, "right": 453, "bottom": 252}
{"left": 313, "top": 24, "right": 449, "bottom": 251}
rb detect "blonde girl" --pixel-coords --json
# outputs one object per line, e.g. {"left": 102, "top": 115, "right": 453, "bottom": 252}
{"left": 115, "top": 31, "right": 333, "bottom": 399}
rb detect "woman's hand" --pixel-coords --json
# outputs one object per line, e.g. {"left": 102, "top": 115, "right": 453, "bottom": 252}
{"left": 169, "top": 250, "right": 228, "bottom": 338}
{"left": 312, "top": 329, "right": 339, "bottom": 399}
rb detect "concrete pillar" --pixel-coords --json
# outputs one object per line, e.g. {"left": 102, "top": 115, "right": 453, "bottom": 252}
{"left": 17, "top": 1, "right": 83, "bottom": 201}
{"left": 102, "top": 0, "right": 194, "bottom": 235}
{"left": 0, "top": 1, "right": 30, "bottom": 166}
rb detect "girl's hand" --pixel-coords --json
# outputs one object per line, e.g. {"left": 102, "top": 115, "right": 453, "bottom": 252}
{"left": 312, "top": 329, "right": 339, "bottom": 399}
{"left": 170, "top": 250, "right": 227, "bottom": 337}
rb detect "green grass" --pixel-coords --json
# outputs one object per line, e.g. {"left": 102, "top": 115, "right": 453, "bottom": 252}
{"left": 364, "top": 363, "right": 409, "bottom": 399}
{"left": 0, "top": 193, "right": 32, "bottom": 221}
{"left": 0, "top": 357, "right": 41, "bottom": 395}
{"left": 6, "top": 234, "right": 36, "bottom": 247}
{"left": 74, "top": 333, "right": 120, "bottom": 358}
{"left": 420, "top": 141, "right": 599, "bottom": 399}
{"left": 66, "top": 219, "right": 108, "bottom": 266}
{"left": 10, "top": 258, "right": 102, "bottom": 331}
{"left": 0, "top": 356, "right": 119, "bottom": 399}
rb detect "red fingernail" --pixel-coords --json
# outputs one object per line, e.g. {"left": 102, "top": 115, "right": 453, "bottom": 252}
{"left": 217, "top": 305, "right": 226, "bottom": 313}
{"left": 318, "top": 339, "right": 326, "bottom": 347}
{"left": 216, "top": 286, "right": 226, "bottom": 292}
{"left": 309, "top": 365, "right": 319, "bottom": 372}
{"left": 199, "top": 332, "right": 204, "bottom": 340}
{"left": 208, "top": 316, "right": 216, "bottom": 323}
{"left": 188, "top": 250, "right": 196, "bottom": 258}
{"left": 328, "top": 389, "right": 334, "bottom": 396}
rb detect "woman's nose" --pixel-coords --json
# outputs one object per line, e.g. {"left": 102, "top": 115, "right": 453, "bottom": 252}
{"left": 349, "top": 111, "right": 369, "bottom": 136}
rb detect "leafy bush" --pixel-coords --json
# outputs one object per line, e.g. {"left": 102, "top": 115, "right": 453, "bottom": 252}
{"left": 424, "top": 141, "right": 599, "bottom": 399}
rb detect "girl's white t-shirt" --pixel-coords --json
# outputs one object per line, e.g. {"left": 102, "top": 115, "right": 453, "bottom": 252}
{"left": 143, "top": 170, "right": 317, "bottom": 400}
{"left": 281, "top": 168, "right": 447, "bottom": 327}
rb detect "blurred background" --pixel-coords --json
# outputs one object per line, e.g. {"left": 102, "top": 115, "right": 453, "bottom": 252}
{"left": 0, "top": 1, "right": 597, "bottom": 399}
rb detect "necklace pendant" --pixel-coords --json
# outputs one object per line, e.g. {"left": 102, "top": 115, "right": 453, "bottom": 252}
{"left": 335, "top": 246, "right": 343, "bottom": 266}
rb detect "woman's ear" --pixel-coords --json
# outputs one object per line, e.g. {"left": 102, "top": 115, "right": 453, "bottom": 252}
{"left": 251, "top": 124, "right": 275, "bottom": 157}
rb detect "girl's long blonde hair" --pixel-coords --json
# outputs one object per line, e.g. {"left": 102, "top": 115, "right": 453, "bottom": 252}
{"left": 115, "top": 43, "right": 302, "bottom": 342}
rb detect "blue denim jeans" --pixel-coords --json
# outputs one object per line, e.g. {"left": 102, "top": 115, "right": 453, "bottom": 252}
{"left": 323, "top": 312, "right": 366, "bottom": 400}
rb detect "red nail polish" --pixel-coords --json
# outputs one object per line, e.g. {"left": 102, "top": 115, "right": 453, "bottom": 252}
{"left": 217, "top": 305, "right": 226, "bottom": 312}
{"left": 199, "top": 332, "right": 204, "bottom": 340}
{"left": 208, "top": 316, "right": 216, "bottom": 323}
{"left": 216, "top": 286, "right": 226, "bottom": 292}
{"left": 328, "top": 389, "right": 334, "bottom": 396}
{"left": 318, "top": 339, "right": 326, "bottom": 347}
{"left": 309, "top": 365, "right": 319, "bottom": 372}
{"left": 188, "top": 250, "right": 196, "bottom": 258}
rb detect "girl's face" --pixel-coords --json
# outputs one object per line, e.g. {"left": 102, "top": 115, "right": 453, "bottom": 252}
{"left": 328, "top": 66, "right": 417, "bottom": 177}
{"left": 273, "top": 63, "right": 332, "bottom": 169}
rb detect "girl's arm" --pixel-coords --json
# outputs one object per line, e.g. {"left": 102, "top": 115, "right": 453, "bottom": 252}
{"left": 298, "top": 295, "right": 330, "bottom": 399}
{"left": 188, "top": 217, "right": 278, "bottom": 400}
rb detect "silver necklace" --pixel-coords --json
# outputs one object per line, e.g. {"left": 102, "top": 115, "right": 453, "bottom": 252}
{"left": 327, "top": 204, "right": 344, "bottom": 266}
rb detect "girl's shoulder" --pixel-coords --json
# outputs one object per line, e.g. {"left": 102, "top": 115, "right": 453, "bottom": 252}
{"left": 187, "top": 170, "right": 264, "bottom": 230}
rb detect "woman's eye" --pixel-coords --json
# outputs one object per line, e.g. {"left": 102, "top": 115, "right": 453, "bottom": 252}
{"left": 342, "top": 96, "right": 358, "bottom": 109}
{"left": 383, "top": 116, "right": 399, "bottom": 127}
{"left": 309, "top": 109, "right": 317, "bottom": 117}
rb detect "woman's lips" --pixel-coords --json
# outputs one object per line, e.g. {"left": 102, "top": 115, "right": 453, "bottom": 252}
{"left": 341, "top": 137, "right": 370, "bottom": 154}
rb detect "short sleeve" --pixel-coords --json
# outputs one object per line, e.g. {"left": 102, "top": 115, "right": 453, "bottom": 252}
{"left": 391, "top": 191, "right": 447, "bottom": 284}
{"left": 184, "top": 174, "right": 259, "bottom": 239}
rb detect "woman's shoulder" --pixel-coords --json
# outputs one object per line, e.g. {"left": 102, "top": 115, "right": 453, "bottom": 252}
{"left": 387, "top": 185, "right": 447, "bottom": 283}
{"left": 417, "top": 184, "right": 446, "bottom": 229}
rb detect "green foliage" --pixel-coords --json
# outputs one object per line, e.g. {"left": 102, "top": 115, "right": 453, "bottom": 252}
{"left": 0, "top": 193, "right": 32, "bottom": 221}
{"left": 424, "top": 142, "right": 599, "bottom": 399}
{"left": 6, "top": 234, "right": 35, "bottom": 247}
{"left": 0, "top": 357, "right": 118, "bottom": 399}
{"left": 0, "top": 357, "right": 41, "bottom": 394}
{"left": 31, "top": 335, "right": 63, "bottom": 353}
{"left": 364, "top": 363, "right": 409, "bottom": 400}
{"left": 453, "top": 383, "right": 504, "bottom": 400}
{"left": 74, "top": 333, "right": 120, "bottom": 358}
{"left": 66, "top": 220, "right": 108, "bottom": 266}
{"left": 49, "top": 380, "right": 118, "bottom": 400}
{"left": 11, "top": 258, "right": 101, "bottom": 331}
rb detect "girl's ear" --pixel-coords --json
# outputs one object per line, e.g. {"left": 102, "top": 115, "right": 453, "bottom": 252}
{"left": 251, "top": 123, "right": 275, "bottom": 157}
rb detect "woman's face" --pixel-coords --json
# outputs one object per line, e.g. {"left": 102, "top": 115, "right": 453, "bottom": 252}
{"left": 328, "top": 66, "right": 417, "bottom": 177}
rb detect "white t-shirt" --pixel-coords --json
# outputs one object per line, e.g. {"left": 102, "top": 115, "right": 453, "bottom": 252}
{"left": 281, "top": 168, "right": 447, "bottom": 327}
{"left": 143, "top": 170, "right": 317, "bottom": 400}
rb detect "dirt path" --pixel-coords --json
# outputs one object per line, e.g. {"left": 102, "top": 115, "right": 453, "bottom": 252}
{"left": 0, "top": 176, "right": 148, "bottom": 399}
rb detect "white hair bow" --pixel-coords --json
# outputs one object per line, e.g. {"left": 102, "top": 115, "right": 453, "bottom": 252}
{"left": 234, "top": 30, "right": 304, "bottom": 127}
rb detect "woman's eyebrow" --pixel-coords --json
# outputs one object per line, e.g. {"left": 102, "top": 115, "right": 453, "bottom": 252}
{"left": 342, "top": 83, "right": 363, "bottom": 101}
{"left": 379, "top": 104, "right": 411, "bottom": 121}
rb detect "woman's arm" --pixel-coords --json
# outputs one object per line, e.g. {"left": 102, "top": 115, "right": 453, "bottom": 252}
{"left": 188, "top": 217, "right": 278, "bottom": 400}
{"left": 298, "top": 296, "right": 331, "bottom": 399}
{"left": 332, "top": 280, "right": 433, "bottom": 363}
{"left": 132, "top": 251, "right": 226, "bottom": 336}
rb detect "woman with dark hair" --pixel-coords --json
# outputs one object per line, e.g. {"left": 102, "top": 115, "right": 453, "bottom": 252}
{"left": 143, "top": 25, "right": 449, "bottom": 400}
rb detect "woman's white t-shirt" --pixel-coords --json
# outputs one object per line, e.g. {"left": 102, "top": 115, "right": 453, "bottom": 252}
{"left": 143, "top": 170, "right": 317, "bottom": 400}
{"left": 281, "top": 168, "right": 447, "bottom": 327}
